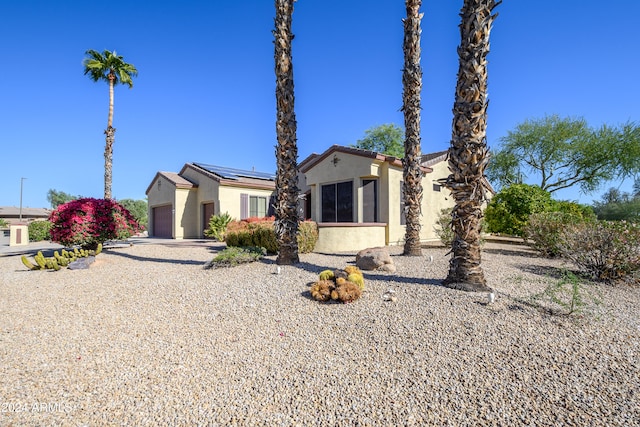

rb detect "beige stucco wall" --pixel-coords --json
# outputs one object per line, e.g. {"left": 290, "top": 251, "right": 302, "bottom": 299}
{"left": 147, "top": 174, "right": 179, "bottom": 238}
{"left": 420, "top": 160, "right": 455, "bottom": 241}
{"left": 175, "top": 188, "right": 199, "bottom": 239}
{"left": 315, "top": 224, "right": 386, "bottom": 253}
{"left": 219, "top": 185, "right": 275, "bottom": 221}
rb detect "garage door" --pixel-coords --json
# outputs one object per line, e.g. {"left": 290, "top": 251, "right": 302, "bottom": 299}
{"left": 152, "top": 205, "right": 173, "bottom": 238}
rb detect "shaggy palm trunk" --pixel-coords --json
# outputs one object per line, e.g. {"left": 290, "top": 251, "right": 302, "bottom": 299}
{"left": 104, "top": 73, "right": 116, "bottom": 200}
{"left": 442, "top": 0, "right": 499, "bottom": 291}
{"left": 402, "top": 0, "right": 424, "bottom": 256}
{"left": 274, "top": 0, "right": 300, "bottom": 265}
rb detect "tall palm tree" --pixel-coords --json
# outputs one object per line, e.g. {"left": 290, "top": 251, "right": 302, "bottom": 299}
{"left": 274, "top": 0, "right": 300, "bottom": 265}
{"left": 402, "top": 0, "right": 424, "bottom": 256}
{"left": 442, "top": 0, "right": 499, "bottom": 291}
{"left": 83, "top": 49, "right": 138, "bottom": 200}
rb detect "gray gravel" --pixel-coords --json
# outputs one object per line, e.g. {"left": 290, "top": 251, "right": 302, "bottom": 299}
{"left": 1, "top": 240, "right": 639, "bottom": 426}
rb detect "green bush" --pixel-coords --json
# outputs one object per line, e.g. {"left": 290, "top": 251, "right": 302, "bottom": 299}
{"left": 204, "top": 212, "right": 233, "bottom": 241}
{"left": 434, "top": 207, "right": 455, "bottom": 246}
{"left": 225, "top": 220, "right": 318, "bottom": 254}
{"left": 204, "top": 246, "right": 266, "bottom": 269}
{"left": 558, "top": 220, "right": 640, "bottom": 282}
{"left": 485, "top": 184, "right": 555, "bottom": 236}
{"left": 28, "top": 220, "right": 52, "bottom": 242}
{"left": 0, "top": 219, "right": 8, "bottom": 228}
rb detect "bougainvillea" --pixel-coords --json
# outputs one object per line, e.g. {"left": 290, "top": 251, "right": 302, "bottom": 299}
{"left": 49, "top": 198, "right": 143, "bottom": 248}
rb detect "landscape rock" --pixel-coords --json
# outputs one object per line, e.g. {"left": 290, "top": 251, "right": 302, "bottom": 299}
{"left": 356, "top": 247, "right": 396, "bottom": 273}
{"left": 68, "top": 256, "right": 95, "bottom": 270}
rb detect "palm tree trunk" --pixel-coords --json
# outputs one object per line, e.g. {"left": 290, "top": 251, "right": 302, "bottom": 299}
{"left": 274, "top": 0, "right": 300, "bottom": 265}
{"left": 442, "top": 0, "right": 499, "bottom": 292}
{"left": 402, "top": 0, "right": 424, "bottom": 256}
{"left": 104, "top": 74, "right": 116, "bottom": 200}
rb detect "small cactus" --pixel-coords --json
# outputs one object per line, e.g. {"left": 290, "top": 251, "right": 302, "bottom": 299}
{"left": 347, "top": 273, "right": 365, "bottom": 291}
{"left": 21, "top": 256, "right": 38, "bottom": 270}
{"left": 310, "top": 280, "right": 334, "bottom": 302}
{"left": 319, "top": 269, "right": 335, "bottom": 281}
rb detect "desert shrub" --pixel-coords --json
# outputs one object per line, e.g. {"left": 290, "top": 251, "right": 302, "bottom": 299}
{"left": 529, "top": 269, "right": 602, "bottom": 317}
{"left": 558, "top": 220, "right": 640, "bottom": 282}
{"left": 434, "top": 207, "right": 455, "bottom": 246}
{"left": 485, "top": 184, "right": 555, "bottom": 236}
{"left": 28, "top": 220, "right": 52, "bottom": 242}
{"left": 297, "top": 221, "right": 319, "bottom": 253}
{"left": 524, "top": 210, "right": 592, "bottom": 257}
{"left": 49, "top": 198, "right": 142, "bottom": 249}
{"left": 204, "top": 212, "right": 233, "bottom": 241}
{"left": 204, "top": 246, "right": 266, "bottom": 269}
{"left": 225, "top": 219, "right": 318, "bottom": 254}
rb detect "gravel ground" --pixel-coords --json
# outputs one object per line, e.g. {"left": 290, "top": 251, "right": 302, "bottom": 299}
{"left": 0, "top": 240, "right": 639, "bottom": 426}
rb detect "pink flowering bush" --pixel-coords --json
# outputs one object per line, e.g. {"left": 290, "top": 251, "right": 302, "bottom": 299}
{"left": 49, "top": 198, "right": 143, "bottom": 249}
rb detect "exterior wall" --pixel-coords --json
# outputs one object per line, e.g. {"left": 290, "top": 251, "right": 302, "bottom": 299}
{"left": 147, "top": 174, "right": 179, "bottom": 238}
{"left": 218, "top": 185, "right": 275, "bottom": 220}
{"left": 174, "top": 188, "right": 199, "bottom": 239}
{"left": 420, "top": 160, "right": 455, "bottom": 241}
{"left": 180, "top": 168, "right": 220, "bottom": 237}
{"left": 315, "top": 223, "right": 386, "bottom": 253}
{"left": 385, "top": 165, "right": 406, "bottom": 246}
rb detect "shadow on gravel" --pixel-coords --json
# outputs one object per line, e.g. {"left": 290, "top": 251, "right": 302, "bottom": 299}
{"left": 514, "top": 263, "right": 569, "bottom": 280}
{"left": 483, "top": 247, "right": 539, "bottom": 258}
{"left": 105, "top": 249, "right": 206, "bottom": 266}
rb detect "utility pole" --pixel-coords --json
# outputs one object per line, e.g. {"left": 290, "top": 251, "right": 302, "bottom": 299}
{"left": 19, "top": 177, "right": 26, "bottom": 222}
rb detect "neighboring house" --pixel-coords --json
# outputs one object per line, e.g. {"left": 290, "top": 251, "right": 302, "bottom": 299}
{"left": 146, "top": 163, "right": 275, "bottom": 239}
{"left": 0, "top": 206, "right": 51, "bottom": 226}
{"left": 298, "top": 145, "right": 458, "bottom": 252}
{"left": 147, "top": 145, "right": 493, "bottom": 250}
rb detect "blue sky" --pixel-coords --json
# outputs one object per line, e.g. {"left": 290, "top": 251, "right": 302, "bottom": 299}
{"left": 1, "top": 0, "right": 638, "bottom": 209}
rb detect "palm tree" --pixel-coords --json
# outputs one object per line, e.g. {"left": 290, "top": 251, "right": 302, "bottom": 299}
{"left": 402, "top": 0, "right": 424, "bottom": 256}
{"left": 83, "top": 49, "right": 138, "bottom": 200}
{"left": 273, "top": 0, "right": 300, "bottom": 265}
{"left": 442, "top": 0, "right": 499, "bottom": 291}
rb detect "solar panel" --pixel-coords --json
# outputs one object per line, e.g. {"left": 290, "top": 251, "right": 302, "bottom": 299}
{"left": 194, "top": 162, "right": 276, "bottom": 181}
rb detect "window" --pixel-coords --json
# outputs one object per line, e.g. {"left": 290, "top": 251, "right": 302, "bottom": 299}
{"left": 362, "top": 179, "right": 378, "bottom": 223}
{"left": 433, "top": 183, "right": 442, "bottom": 192}
{"left": 241, "top": 194, "right": 268, "bottom": 219}
{"left": 321, "top": 181, "right": 353, "bottom": 222}
{"left": 249, "top": 196, "right": 267, "bottom": 218}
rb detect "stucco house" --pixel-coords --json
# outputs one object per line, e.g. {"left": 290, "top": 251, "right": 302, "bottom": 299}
{"left": 297, "top": 145, "right": 456, "bottom": 252}
{"left": 146, "top": 163, "right": 276, "bottom": 239}
{"left": 146, "top": 145, "right": 491, "bottom": 250}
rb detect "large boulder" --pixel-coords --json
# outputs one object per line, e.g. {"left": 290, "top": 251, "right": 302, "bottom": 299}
{"left": 356, "top": 247, "right": 396, "bottom": 273}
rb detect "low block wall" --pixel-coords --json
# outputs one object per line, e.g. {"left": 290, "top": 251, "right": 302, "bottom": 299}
{"left": 314, "top": 223, "right": 387, "bottom": 253}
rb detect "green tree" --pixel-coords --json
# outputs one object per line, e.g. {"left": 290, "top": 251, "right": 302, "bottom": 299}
{"left": 487, "top": 115, "right": 640, "bottom": 194}
{"left": 118, "top": 198, "right": 148, "bottom": 228}
{"left": 592, "top": 187, "right": 640, "bottom": 221}
{"left": 47, "top": 189, "right": 77, "bottom": 208}
{"left": 442, "top": 0, "right": 498, "bottom": 292}
{"left": 352, "top": 124, "right": 404, "bottom": 158}
{"left": 401, "top": 0, "right": 424, "bottom": 256}
{"left": 83, "top": 49, "right": 138, "bottom": 200}
{"left": 273, "top": 0, "right": 300, "bottom": 265}
{"left": 485, "top": 184, "right": 556, "bottom": 236}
